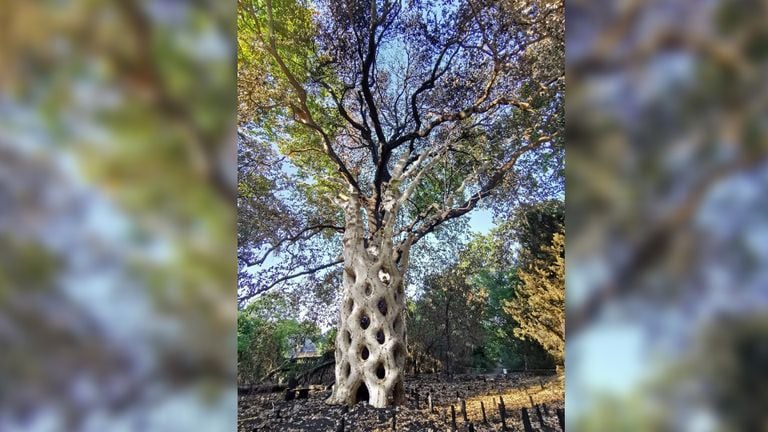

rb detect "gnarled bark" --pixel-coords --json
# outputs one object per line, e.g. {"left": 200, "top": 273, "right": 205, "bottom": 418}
{"left": 327, "top": 188, "right": 408, "bottom": 407}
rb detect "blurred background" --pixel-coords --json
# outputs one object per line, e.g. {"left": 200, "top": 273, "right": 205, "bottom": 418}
{"left": 567, "top": 0, "right": 768, "bottom": 430}
{"left": 3, "top": 0, "right": 768, "bottom": 430}
{"left": 0, "top": 1, "right": 235, "bottom": 431}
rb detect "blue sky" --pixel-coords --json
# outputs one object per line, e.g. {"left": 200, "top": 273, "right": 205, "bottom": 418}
{"left": 467, "top": 207, "right": 494, "bottom": 234}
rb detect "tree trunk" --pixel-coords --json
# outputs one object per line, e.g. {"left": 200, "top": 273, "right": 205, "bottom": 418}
{"left": 326, "top": 189, "right": 408, "bottom": 407}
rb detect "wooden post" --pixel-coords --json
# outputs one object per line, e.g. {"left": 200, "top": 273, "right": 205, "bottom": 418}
{"left": 498, "top": 402, "right": 508, "bottom": 431}
{"left": 428, "top": 393, "right": 433, "bottom": 412}
{"left": 521, "top": 407, "right": 534, "bottom": 432}
{"left": 528, "top": 394, "right": 536, "bottom": 408}
{"left": 461, "top": 399, "right": 468, "bottom": 422}
{"left": 480, "top": 401, "right": 487, "bottom": 424}
{"left": 535, "top": 404, "right": 545, "bottom": 427}
{"left": 557, "top": 408, "right": 565, "bottom": 431}
{"left": 451, "top": 405, "right": 457, "bottom": 430}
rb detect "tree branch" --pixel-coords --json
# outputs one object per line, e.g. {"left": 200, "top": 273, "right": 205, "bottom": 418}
{"left": 261, "top": 0, "right": 361, "bottom": 192}
{"left": 240, "top": 258, "right": 344, "bottom": 302}
{"left": 241, "top": 224, "right": 345, "bottom": 269}
{"left": 407, "top": 136, "right": 553, "bottom": 247}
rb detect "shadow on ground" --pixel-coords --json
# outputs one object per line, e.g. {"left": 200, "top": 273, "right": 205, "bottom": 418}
{"left": 238, "top": 373, "right": 564, "bottom": 431}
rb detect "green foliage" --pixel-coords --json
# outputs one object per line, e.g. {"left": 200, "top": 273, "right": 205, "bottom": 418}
{"left": 2, "top": 0, "right": 236, "bottom": 422}
{"left": 237, "top": 293, "right": 322, "bottom": 384}
{"left": 408, "top": 266, "right": 488, "bottom": 373}
{"left": 572, "top": 393, "right": 667, "bottom": 432}
{"left": 684, "top": 314, "right": 768, "bottom": 431}
{"left": 476, "top": 267, "right": 555, "bottom": 371}
{"left": 503, "top": 199, "right": 565, "bottom": 264}
{"left": 407, "top": 230, "right": 556, "bottom": 373}
{"left": 238, "top": 0, "right": 345, "bottom": 206}
{"left": 504, "top": 231, "right": 564, "bottom": 364}
{"left": 493, "top": 199, "right": 565, "bottom": 365}
{"left": 238, "top": 0, "right": 315, "bottom": 122}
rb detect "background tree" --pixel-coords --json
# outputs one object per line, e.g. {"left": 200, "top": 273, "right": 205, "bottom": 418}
{"left": 408, "top": 263, "right": 489, "bottom": 375}
{"left": 406, "top": 228, "right": 557, "bottom": 375}
{"left": 504, "top": 231, "right": 564, "bottom": 364}
{"left": 237, "top": 293, "right": 323, "bottom": 385}
{"left": 238, "top": 0, "right": 564, "bottom": 407}
{"left": 476, "top": 266, "right": 555, "bottom": 371}
{"left": 501, "top": 200, "right": 565, "bottom": 365}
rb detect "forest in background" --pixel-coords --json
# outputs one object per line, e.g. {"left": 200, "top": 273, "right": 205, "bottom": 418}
{"left": 238, "top": 199, "right": 564, "bottom": 387}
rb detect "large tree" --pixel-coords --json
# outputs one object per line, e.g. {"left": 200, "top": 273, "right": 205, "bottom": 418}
{"left": 238, "top": 0, "right": 564, "bottom": 407}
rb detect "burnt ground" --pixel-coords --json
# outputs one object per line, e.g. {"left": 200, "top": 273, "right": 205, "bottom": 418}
{"left": 238, "top": 373, "right": 564, "bottom": 431}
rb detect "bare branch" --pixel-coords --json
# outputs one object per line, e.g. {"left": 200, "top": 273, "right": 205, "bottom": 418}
{"left": 406, "top": 136, "right": 554, "bottom": 247}
{"left": 241, "top": 224, "right": 345, "bottom": 269}
{"left": 240, "top": 258, "right": 344, "bottom": 302}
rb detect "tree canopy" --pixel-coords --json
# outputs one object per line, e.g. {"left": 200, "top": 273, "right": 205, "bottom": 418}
{"left": 237, "top": 0, "right": 564, "bottom": 304}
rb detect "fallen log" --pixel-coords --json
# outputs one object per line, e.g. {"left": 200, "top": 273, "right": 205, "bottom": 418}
{"left": 238, "top": 384, "right": 287, "bottom": 395}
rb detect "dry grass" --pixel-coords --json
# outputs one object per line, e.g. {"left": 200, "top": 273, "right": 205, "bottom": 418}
{"left": 441, "top": 373, "right": 564, "bottom": 424}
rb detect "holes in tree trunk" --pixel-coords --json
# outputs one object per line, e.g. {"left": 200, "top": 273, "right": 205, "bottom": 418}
{"left": 361, "top": 346, "right": 369, "bottom": 360}
{"left": 343, "top": 362, "right": 350, "bottom": 378}
{"left": 375, "top": 329, "right": 385, "bottom": 345}
{"left": 360, "top": 313, "right": 370, "bottom": 330}
{"left": 378, "top": 269, "right": 391, "bottom": 284}
{"left": 376, "top": 362, "right": 386, "bottom": 379}
{"left": 364, "top": 282, "right": 372, "bottom": 296}
{"left": 346, "top": 299, "right": 354, "bottom": 314}
{"left": 346, "top": 331, "right": 352, "bottom": 345}
{"left": 377, "top": 298, "right": 388, "bottom": 316}
{"left": 354, "top": 382, "right": 370, "bottom": 404}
